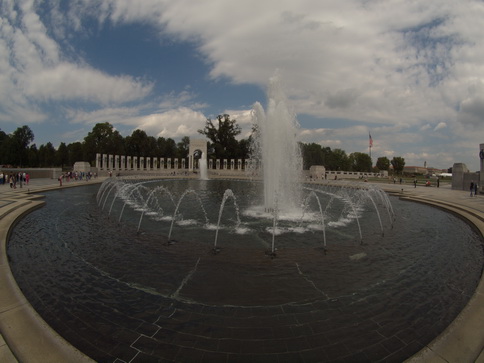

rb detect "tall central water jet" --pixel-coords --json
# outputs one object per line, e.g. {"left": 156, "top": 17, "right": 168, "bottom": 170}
{"left": 252, "top": 75, "right": 303, "bottom": 212}
{"left": 199, "top": 152, "right": 208, "bottom": 180}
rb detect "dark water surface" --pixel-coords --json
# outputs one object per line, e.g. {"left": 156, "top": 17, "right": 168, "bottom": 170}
{"left": 8, "top": 182, "right": 483, "bottom": 362}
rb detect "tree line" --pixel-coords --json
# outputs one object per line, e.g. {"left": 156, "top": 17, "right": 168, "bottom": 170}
{"left": 0, "top": 116, "right": 405, "bottom": 173}
{"left": 301, "top": 142, "right": 405, "bottom": 174}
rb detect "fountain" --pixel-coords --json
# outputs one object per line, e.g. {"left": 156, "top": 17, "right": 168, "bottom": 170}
{"left": 252, "top": 74, "right": 302, "bottom": 212}
{"left": 199, "top": 152, "right": 208, "bottom": 180}
{"left": 93, "top": 75, "right": 393, "bottom": 253}
{"left": 6, "top": 76, "right": 484, "bottom": 362}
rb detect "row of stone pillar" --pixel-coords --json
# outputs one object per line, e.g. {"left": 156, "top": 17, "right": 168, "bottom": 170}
{"left": 95, "top": 153, "right": 256, "bottom": 171}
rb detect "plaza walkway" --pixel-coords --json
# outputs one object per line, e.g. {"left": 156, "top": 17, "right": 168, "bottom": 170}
{"left": 0, "top": 177, "right": 482, "bottom": 362}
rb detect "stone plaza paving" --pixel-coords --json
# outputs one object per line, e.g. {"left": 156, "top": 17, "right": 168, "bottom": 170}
{"left": 0, "top": 177, "right": 483, "bottom": 362}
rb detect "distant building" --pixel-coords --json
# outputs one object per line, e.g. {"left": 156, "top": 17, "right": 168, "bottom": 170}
{"left": 403, "top": 166, "right": 446, "bottom": 175}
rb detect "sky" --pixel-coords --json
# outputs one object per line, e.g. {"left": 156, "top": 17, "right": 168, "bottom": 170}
{"left": 1, "top": 0, "right": 484, "bottom": 171}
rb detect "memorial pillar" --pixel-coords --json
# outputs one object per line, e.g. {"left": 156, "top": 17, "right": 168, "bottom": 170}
{"left": 95, "top": 153, "right": 101, "bottom": 169}
{"left": 108, "top": 155, "right": 113, "bottom": 170}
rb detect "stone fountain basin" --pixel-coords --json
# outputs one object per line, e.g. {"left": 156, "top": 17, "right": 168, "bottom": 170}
{"left": 7, "top": 182, "right": 483, "bottom": 362}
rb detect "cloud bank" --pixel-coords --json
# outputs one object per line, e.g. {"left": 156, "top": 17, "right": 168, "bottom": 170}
{"left": 1, "top": 0, "right": 484, "bottom": 169}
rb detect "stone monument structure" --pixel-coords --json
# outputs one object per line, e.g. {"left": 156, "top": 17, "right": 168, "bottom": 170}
{"left": 188, "top": 139, "right": 207, "bottom": 171}
{"left": 451, "top": 163, "right": 470, "bottom": 191}
{"left": 73, "top": 161, "right": 91, "bottom": 173}
{"left": 451, "top": 143, "right": 484, "bottom": 193}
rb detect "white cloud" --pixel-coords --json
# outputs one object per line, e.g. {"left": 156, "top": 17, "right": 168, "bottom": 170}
{"left": 132, "top": 107, "right": 207, "bottom": 139}
{"left": 24, "top": 63, "right": 153, "bottom": 104}
{"left": 67, "top": 106, "right": 141, "bottom": 125}
{"left": 93, "top": 0, "right": 484, "bottom": 133}
{"left": 68, "top": 105, "right": 207, "bottom": 140}
{"left": 158, "top": 90, "right": 207, "bottom": 111}
{"left": 2, "top": 0, "right": 484, "bottom": 169}
{"left": 434, "top": 122, "right": 447, "bottom": 131}
{"left": 0, "top": 0, "right": 153, "bottom": 126}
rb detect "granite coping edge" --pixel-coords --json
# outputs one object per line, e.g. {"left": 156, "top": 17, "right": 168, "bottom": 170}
{"left": 0, "top": 200, "right": 94, "bottom": 363}
{"left": 396, "top": 194, "right": 484, "bottom": 362}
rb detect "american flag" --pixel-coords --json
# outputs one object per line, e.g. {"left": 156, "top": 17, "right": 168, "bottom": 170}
{"left": 369, "top": 133, "right": 373, "bottom": 148}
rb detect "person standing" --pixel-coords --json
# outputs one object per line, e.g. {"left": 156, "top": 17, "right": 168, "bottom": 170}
{"left": 470, "top": 181, "right": 474, "bottom": 197}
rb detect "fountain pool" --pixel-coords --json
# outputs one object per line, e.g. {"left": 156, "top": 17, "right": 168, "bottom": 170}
{"left": 7, "top": 181, "right": 484, "bottom": 362}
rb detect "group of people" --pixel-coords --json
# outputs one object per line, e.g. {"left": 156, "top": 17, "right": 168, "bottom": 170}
{"left": 58, "top": 171, "right": 97, "bottom": 186}
{"left": 0, "top": 171, "right": 30, "bottom": 189}
{"left": 470, "top": 181, "right": 479, "bottom": 197}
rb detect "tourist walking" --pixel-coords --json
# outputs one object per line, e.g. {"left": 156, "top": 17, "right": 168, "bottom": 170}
{"left": 9, "top": 174, "right": 15, "bottom": 188}
{"left": 470, "top": 181, "right": 474, "bottom": 197}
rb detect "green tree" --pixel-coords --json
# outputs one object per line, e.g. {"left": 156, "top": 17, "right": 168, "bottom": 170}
{"left": 0, "top": 136, "right": 14, "bottom": 165}
{"left": 38, "top": 142, "right": 56, "bottom": 167}
{"left": 0, "top": 129, "right": 9, "bottom": 164}
{"left": 391, "top": 156, "right": 405, "bottom": 174}
{"left": 125, "top": 129, "right": 149, "bottom": 156}
{"left": 327, "top": 148, "right": 350, "bottom": 171}
{"left": 198, "top": 114, "right": 241, "bottom": 159}
{"left": 83, "top": 122, "right": 124, "bottom": 163}
{"left": 156, "top": 137, "right": 168, "bottom": 157}
{"left": 164, "top": 138, "right": 177, "bottom": 157}
{"left": 349, "top": 152, "right": 373, "bottom": 172}
{"left": 55, "top": 142, "right": 69, "bottom": 168}
{"left": 147, "top": 136, "right": 158, "bottom": 157}
{"left": 376, "top": 156, "right": 390, "bottom": 171}
{"left": 11, "top": 125, "right": 35, "bottom": 166}
{"left": 300, "top": 142, "right": 325, "bottom": 169}
{"left": 27, "top": 144, "right": 39, "bottom": 167}
{"left": 67, "top": 142, "right": 84, "bottom": 166}
{"left": 177, "top": 136, "right": 190, "bottom": 158}
{"left": 237, "top": 138, "right": 251, "bottom": 160}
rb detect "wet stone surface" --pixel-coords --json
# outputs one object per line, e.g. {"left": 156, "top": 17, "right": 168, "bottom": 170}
{"left": 7, "top": 183, "right": 484, "bottom": 362}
